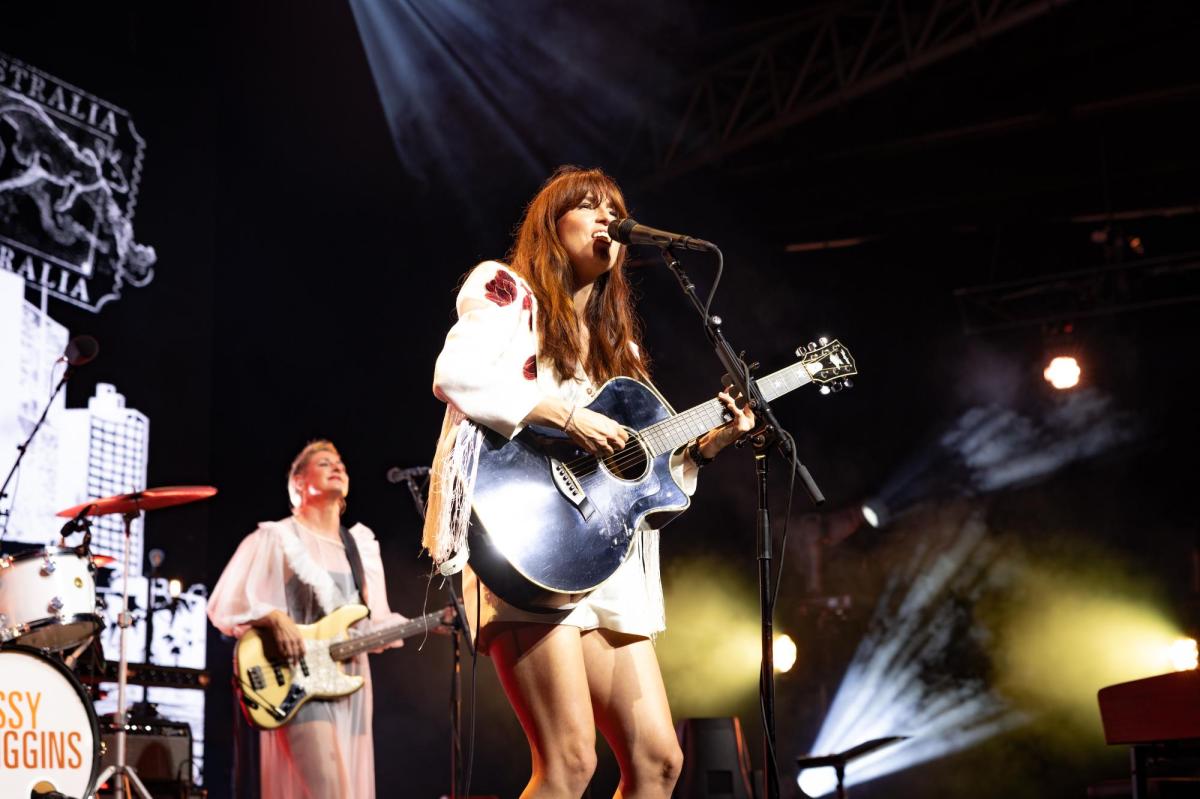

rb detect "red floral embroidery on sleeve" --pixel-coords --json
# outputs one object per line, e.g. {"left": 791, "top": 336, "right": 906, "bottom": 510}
{"left": 522, "top": 293, "right": 533, "bottom": 330}
{"left": 484, "top": 269, "right": 518, "bottom": 306}
{"left": 523, "top": 355, "right": 537, "bottom": 381}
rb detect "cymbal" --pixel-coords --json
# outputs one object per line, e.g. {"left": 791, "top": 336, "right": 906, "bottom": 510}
{"left": 57, "top": 486, "right": 217, "bottom": 518}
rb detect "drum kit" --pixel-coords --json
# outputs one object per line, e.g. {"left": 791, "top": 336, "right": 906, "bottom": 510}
{"left": 0, "top": 486, "right": 216, "bottom": 799}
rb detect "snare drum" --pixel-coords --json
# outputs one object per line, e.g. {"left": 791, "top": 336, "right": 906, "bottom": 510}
{"left": 0, "top": 646, "right": 101, "bottom": 799}
{"left": 0, "top": 547, "right": 103, "bottom": 651}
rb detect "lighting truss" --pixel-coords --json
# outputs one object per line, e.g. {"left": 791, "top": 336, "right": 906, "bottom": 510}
{"left": 954, "top": 250, "right": 1200, "bottom": 334}
{"left": 624, "top": 0, "right": 1073, "bottom": 185}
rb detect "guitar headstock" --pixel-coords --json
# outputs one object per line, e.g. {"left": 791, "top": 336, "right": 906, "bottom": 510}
{"left": 796, "top": 338, "right": 856, "bottom": 394}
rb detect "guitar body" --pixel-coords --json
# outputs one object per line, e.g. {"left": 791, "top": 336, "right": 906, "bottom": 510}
{"left": 235, "top": 604, "right": 368, "bottom": 730}
{"left": 469, "top": 377, "right": 691, "bottom": 612}
{"left": 465, "top": 340, "right": 858, "bottom": 614}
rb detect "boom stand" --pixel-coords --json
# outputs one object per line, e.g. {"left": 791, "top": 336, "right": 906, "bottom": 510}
{"left": 660, "top": 247, "right": 825, "bottom": 799}
{"left": 93, "top": 508, "right": 154, "bottom": 799}
{"left": 397, "top": 470, "right": 475, "bottom": 799}
{"left": 0, "top": 365, "right": 75, "bottom": 539}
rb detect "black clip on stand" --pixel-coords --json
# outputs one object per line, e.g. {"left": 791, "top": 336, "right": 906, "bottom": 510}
{"left": 394, "top": 466, "right": 476, "bottom": 799}
{"left": 660, "top": 246, "right": 825, "bottom": 799}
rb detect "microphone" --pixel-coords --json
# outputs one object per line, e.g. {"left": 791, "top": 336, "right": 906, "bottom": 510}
{"left": 59, "top": 503, "right": 94, "bottom": 538}
{"left": 608, "top": 218, "right": 716, "bottom": 252}
{"left": 63, "top": 335, "right": 99, "bottom": 366}
{"left": 386, "top": 465, "right": 431, "bottom": 484}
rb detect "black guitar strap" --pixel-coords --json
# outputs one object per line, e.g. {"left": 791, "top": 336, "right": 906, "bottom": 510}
{"left": 339, "top": 524, "right": 369, "bottom": 615}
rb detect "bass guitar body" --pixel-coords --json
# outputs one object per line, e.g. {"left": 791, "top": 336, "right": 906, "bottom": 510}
{"left": 235, "top": 604, "right": 447, "bottom": 729}
{"left": 235, "top": 604, "right": 367, "bottom": 730}
{"left": 468, "top": 377, "right": 689, "bottom": 612}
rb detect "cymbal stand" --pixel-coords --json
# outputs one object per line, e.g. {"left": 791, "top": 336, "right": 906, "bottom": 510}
{"left": 93, "top": 507, "right": 153, "bottom": 799}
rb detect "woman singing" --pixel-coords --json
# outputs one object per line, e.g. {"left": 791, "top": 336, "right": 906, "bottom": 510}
{"left": 424, "top": 166, "right": 755, "bottom": 798}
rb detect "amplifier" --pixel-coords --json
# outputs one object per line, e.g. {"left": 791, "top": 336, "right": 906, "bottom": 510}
{"left": 97, "top": 720, "right": 193, "bottom": 798}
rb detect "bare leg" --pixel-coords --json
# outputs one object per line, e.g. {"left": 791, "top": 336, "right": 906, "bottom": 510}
{"left": 582, "top": 630, "right": 683, "bottom": 799}
{"left": 281, "top": 719, "right": 350, "bottom": 798}
{"left": 491, "top": 623, "right": 599, "bottom": 799}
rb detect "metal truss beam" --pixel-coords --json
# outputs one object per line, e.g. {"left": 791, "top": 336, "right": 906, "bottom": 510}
{"left": 953, "top": 250, "right": 1200, "bottom": 334}
{"left": 627, "top": 0, "right": 1073, "bottom": 185}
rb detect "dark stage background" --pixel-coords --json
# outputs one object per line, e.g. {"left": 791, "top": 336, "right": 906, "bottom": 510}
{"left": 4, "top": 2, "right": 1200, "bottom": 797}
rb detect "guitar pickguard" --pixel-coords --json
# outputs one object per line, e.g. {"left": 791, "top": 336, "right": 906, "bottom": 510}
{"left": 292, "top": 637, "right": 362, "bottom": 699}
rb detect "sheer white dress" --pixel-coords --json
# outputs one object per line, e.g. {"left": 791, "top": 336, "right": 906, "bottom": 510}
{"left": 208, "top": 518, "right": 404, "bottom": 799}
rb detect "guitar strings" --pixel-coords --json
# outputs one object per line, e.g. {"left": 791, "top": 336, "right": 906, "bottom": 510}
{"left": 558, "top": 358, "right": 834, "bottom": 483}
{"left": 562, "top": 403, "right": 725, "bottom": 477}
{"left": 562, "top": 398, "right": 723, "bottom": 472}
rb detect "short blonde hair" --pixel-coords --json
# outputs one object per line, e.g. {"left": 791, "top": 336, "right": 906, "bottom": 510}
{"left": 287, "top": 439, "right": 345, "bottom": 512}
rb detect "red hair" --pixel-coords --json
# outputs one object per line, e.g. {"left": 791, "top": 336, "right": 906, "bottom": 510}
{"left": 507, "top": 166, "right": 649, "bottom": 384}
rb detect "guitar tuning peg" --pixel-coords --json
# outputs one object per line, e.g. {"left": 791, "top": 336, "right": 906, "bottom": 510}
{"left": 819, "top": 385, "right": 832, "bottom": 396}
{"left": 807, "top": 341, "right": 817, "bottom": 352}
{"left": 842, "top": 378, "right": 853, "bottom": 390}
{"left": 818, "top": 336, "right": 829, "bottom": 346}
{"left": 749, "top": 361, "right": 760, "bottom": 372}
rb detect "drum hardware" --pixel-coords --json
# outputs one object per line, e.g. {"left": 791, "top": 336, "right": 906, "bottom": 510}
{"left": 63, "top": 636, "right": 96, "bottom": 671}
{"left": 56, "top": 486, "right": 217, "bottom": 799}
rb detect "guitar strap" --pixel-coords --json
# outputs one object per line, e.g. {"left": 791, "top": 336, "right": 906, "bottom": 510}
{"left": 339, "top": 524, "right": 369, "bottom": 615}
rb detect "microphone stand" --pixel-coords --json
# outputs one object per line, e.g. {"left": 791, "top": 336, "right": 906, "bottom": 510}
{"left": 659, "top": 247, "right": 824, "bottom": 799}
{"left": 0, "top": 361, "right": 75, "bottom": 541}
{"left": 393, "top": 467, "right": 476, "bottom": 799}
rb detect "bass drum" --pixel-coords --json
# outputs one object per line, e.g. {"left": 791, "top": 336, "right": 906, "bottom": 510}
{"left": 0, "top": 646, "right": 100, "bottom": 799}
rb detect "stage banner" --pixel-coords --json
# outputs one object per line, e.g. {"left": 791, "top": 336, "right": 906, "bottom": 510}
{"left": 0, "top": 50, "right": 156, "bottom": 312}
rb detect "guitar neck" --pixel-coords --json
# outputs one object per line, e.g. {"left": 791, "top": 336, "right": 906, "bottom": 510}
{"left": 328, "top": 610, "right": 445, "bottom": 661}
{"left": 640, "top": 361, "right": 813, "bottom": 457}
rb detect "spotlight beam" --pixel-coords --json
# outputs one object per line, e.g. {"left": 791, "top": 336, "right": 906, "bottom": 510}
{"left": 798, "top": 510, "right": 1025, "bottom": 796}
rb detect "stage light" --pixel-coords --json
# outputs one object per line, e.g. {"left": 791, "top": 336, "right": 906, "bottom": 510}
{"left": 774, "top": 634, "right": 797, "bottom": 673}
{"left": 1043, "top": 355, "right": 1081, "bottom": 390}
{"left": 659, "top": 558, "right": 761, "bottom": 715}
{"left": 860, "top": 500, "right": 887, "bottom": 529}
{"left": 1168, "top": 638, "right": 1198, "bottom": 672}
{"left": 168, "top": 578, "right": 182, "bottom": 599}
{"left": 994, "top": 557, "right": 1191, "bottom": 730}
{"left": 796, "top": 509, "right": 1026, "bottom": 797}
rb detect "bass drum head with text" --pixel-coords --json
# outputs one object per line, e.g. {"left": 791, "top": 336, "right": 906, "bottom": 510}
{"left": 0, "top": 646, "right": 100, "bottom": 799}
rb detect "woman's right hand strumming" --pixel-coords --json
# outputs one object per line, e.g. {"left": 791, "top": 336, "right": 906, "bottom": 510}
{"left": 566, "top": 406, "right": 629, "bottom": 457}
{"left": 260, "top": 609, "right": 305, "bottom": 662}
{"left": 525, "top": 397, "right": 628, "bottom": 457}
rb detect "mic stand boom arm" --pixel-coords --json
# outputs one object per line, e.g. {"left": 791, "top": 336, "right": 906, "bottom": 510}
{"left": 0, "top": 364, "right": 76, "bottom": 539}
{"left": 658, "top": 248, "right": 824, "bottom": 502}
{"left": 659, "top": 246, "right": 825, "bottom": 799}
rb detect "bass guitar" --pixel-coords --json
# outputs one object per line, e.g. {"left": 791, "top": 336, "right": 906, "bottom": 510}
{"left": 468, "top": 339, "right": 856, "bottom": 612}
{"left": 235, "top": 604, "right": 449, "bottom": 729}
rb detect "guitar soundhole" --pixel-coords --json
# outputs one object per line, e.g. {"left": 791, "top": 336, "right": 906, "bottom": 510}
{"left": 601, "top": 430, "right": 649, "bottom": 482}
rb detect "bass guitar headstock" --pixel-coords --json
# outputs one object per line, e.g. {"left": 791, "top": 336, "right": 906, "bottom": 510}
{"left": 796, "top": 338, "right": 856, "bottom": 394}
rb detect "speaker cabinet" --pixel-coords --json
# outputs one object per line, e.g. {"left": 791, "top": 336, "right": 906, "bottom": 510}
{"left": 97, "top": 721, "right": 192, "bottom": 798}
{"left": 674, "top": 717, "right": 754, "bottom": 799}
